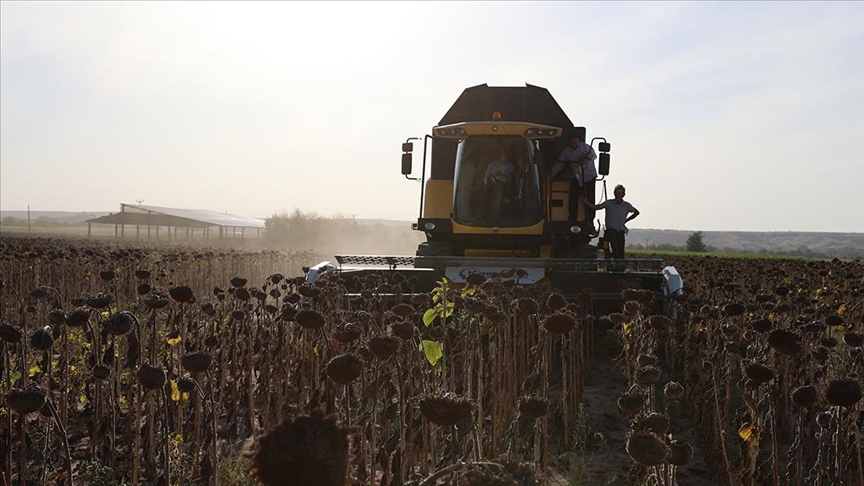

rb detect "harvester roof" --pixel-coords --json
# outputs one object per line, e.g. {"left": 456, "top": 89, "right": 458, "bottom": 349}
{"left": 438, "top": 84, "right": 573, "bottom": 128}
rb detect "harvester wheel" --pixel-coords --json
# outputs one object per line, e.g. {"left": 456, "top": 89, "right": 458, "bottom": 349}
{"left": 416, "top": 241, "right": 453, "bottom": 257}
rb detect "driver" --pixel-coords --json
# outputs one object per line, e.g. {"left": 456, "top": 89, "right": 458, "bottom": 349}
{"left": 483, "top": 147, "right": 516, "bottom": 185}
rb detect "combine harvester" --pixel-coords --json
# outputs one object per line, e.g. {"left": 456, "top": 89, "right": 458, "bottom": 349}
{"left": 309, "top": 84, "right": 682, "bottom": 310}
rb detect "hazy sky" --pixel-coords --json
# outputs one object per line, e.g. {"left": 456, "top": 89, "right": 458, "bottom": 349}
{"left": 1, "top": 1, "right": 862, "bottom": 232}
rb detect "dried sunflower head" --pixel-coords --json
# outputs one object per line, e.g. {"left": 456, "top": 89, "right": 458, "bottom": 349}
{"left": 47, "top": 309, "right": 67, "bottom": 325}
{"left": 667, "top": 440, "right": 693, "bottom": 466}
{"left": 332, "top": 323, "right": 362, "bottom": 343}
{"left": 618, "top": 391, "right": 645, "bottom": 415}
{"left": 250, "top": 410, "right": 350, "bottom": 486}
{"left": 663, "top": 381, "right": 685, "bottom": 401}
{"left": 419, "top": 395, "right": 474, "bottom": 426}
{"left": 136, "top": 365, "right": 167, "bottom": 390}
{"left": 5, "top": 387, "right": 46, "bottom": 415}
{"left": 30, "top": 326, "right": 54, "bottom": 351}
{"left": 632, "top": 412, "right": 670, "bottom": 435}
{"left": 168, "top": 286, "right": 194, "bottom": 303}
{"left": 368, "top": 336, "right": 399, "bottom": 359}
{"left": 767, "top": 329, "right": 802, "bottom": 356}
{"left": 744, "top": 362, "right": 775, "bottom": 385}
{"left": 723, "top": 302, "right": 746, "bottom": 317}
{"left": 106, "top": 311, "right": 136, "bottom": 336}
{"left": 516, "top": 298, "right": 540, "bottom": 316}
{"left": 626, "top": 431, "right": 669, "bottom": 467}
{"left": 325, "top": 354, "right": 363, "bottom": 384}
{"left": 518, "top": 396, "right": 548, "bottom": 419}
{"left": 295, "top": 310, "right": 326, "bottom": 330}
{"left": 791, "top": 385, "right": 819, "bottom": 408}
{"left": 634, "top": 366, "right": 662, "bottom": 386}
{"left": 389, "top": 320, "right": 415, "bottom": 340}
{"left": 0, "top": 324, "right": 23, "bottom": 343}
{"left": 546, "top": 293, "right": 567, "bottom": 312}
{"left": 825, "top": 378, "right": 862, "bottom": 408}
{"left": 542, "top": 313, "right": 577, "bottom": 334}
{"left": 181, "top": 352, "right": 213, "bottom": 373}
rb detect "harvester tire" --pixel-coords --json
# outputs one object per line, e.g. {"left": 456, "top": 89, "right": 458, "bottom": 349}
{"left": 416, "top": 241, "right": 452, "bottom": 257}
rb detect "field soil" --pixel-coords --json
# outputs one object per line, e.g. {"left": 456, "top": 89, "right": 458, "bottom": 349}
{"left": 569, "top": 330, "right": 714, "bottom": 486}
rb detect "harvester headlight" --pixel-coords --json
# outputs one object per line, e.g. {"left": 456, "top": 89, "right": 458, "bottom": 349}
{"left": 424, "top": 222, "right": 436, "bottom": 231}
{"left": 524, "top": 127, "right": 560, "bottom": 138}
{"left": 435, "top": 127, "right": 467, "bottom": 138}
{"left": 569, "top": 225, "right": 581, "bottom": 234}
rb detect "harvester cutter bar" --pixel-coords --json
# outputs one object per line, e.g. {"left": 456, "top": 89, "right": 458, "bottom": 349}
{"left": 334, "top": 254, "right": 665, "bottom": 273}
{"left": 318, "top": 255, "right": 676, "bottom": 313}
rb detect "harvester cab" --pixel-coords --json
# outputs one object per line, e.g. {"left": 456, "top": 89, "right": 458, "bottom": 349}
{"left": 311, "top": 84, "right": 682, "bottom": 310}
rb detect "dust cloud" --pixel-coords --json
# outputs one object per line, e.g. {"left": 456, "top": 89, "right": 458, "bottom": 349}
{"left": 261, "top": 212, "right": 425, "bottom": 261}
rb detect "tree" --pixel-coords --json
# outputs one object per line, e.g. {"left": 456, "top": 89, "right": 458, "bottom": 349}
{"left": 686, "top": 231, "right": 707, "bottom": 252}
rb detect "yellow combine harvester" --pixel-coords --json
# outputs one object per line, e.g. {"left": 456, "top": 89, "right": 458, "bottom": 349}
{"left": 309, "top": 84, "right": 682, "bottom": 309}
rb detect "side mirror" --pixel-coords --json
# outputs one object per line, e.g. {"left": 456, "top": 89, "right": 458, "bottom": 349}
{"left": 402, "top": 142, "right": 414, "bottom": 153}
{"left": 598, "top": 153, "right": 610, "bottom": 175}
{"left": 598, "top": 142, "right": 611, "bottom": 153}
{"left": 401, "top": 152, "right": 413, "bottom": 175}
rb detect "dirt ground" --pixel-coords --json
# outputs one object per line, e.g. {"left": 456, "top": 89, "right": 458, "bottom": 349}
{"left": 546, "top": 328, "right": 716, "bottom": 486}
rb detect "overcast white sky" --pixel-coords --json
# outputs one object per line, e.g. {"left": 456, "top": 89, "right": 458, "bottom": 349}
{"left": 1, "top": 1, "right": 862, "bottom": 232}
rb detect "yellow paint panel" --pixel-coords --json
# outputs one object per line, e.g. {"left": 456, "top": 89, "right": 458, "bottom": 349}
{"left": 547, "top": 180, "right": 590, "bottom": 222}
{"left": 549, "top": 180, "right": 570, "bottom": 221}
{"left": 423, "top": 180, "right": 453, "bottom": 219}
{"left": 452, "top": 220, "right": 544, "bottom": 235}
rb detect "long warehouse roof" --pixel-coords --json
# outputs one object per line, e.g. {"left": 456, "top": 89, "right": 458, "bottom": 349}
{"left": 86, "top": 204, "right": 266, "bottom": 229}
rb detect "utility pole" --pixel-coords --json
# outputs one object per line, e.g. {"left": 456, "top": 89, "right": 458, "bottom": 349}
{"left": 27, "top": 205, "right": 30, "bottom": 233}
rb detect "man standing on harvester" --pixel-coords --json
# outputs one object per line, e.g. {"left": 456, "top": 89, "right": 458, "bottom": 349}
{"left": 583, "top": 184, "right": 640, "bottom": 260}
{"left": 551, "top": 133, "right": 598, "bottom": 225}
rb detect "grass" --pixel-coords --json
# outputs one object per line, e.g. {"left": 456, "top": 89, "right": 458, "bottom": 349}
{"left": 553, "top": 404, "right": 591, "bottom": 485}
{"left": 220, "top": 457, "right": 258, "bottom": 486}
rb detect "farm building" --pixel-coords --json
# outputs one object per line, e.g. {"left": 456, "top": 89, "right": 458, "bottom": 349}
{"left": 85, "top": 203, "right": 266, "bottom": 240}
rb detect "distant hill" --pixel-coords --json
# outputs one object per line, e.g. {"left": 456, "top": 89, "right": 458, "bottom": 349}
{"left": 627, "top": 228, "right": 864, "bottom": 258}
{"left": 1, "top": 211, "right": 109, "bottom": 224}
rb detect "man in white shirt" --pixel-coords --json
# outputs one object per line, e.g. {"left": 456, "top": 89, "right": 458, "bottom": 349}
{"left": 583, "top": 184, "right": 640, "bottom": 260}
{"left": 551, "top": 134, "right": 597, "bottom": 223}
{"left": 483, "top": 150, "right": 516, "bottom": 185}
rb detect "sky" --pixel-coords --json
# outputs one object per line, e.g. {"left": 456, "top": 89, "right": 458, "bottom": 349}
{"left": 1, "top": 1, "right": 863, "bottom": 233}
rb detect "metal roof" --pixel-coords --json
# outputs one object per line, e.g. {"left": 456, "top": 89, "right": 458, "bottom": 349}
{"left": 86, "top": 204, "right": 265, "bottom": 229}
{"left": 438, "top": 84, "right": 574, "bottom": 128}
